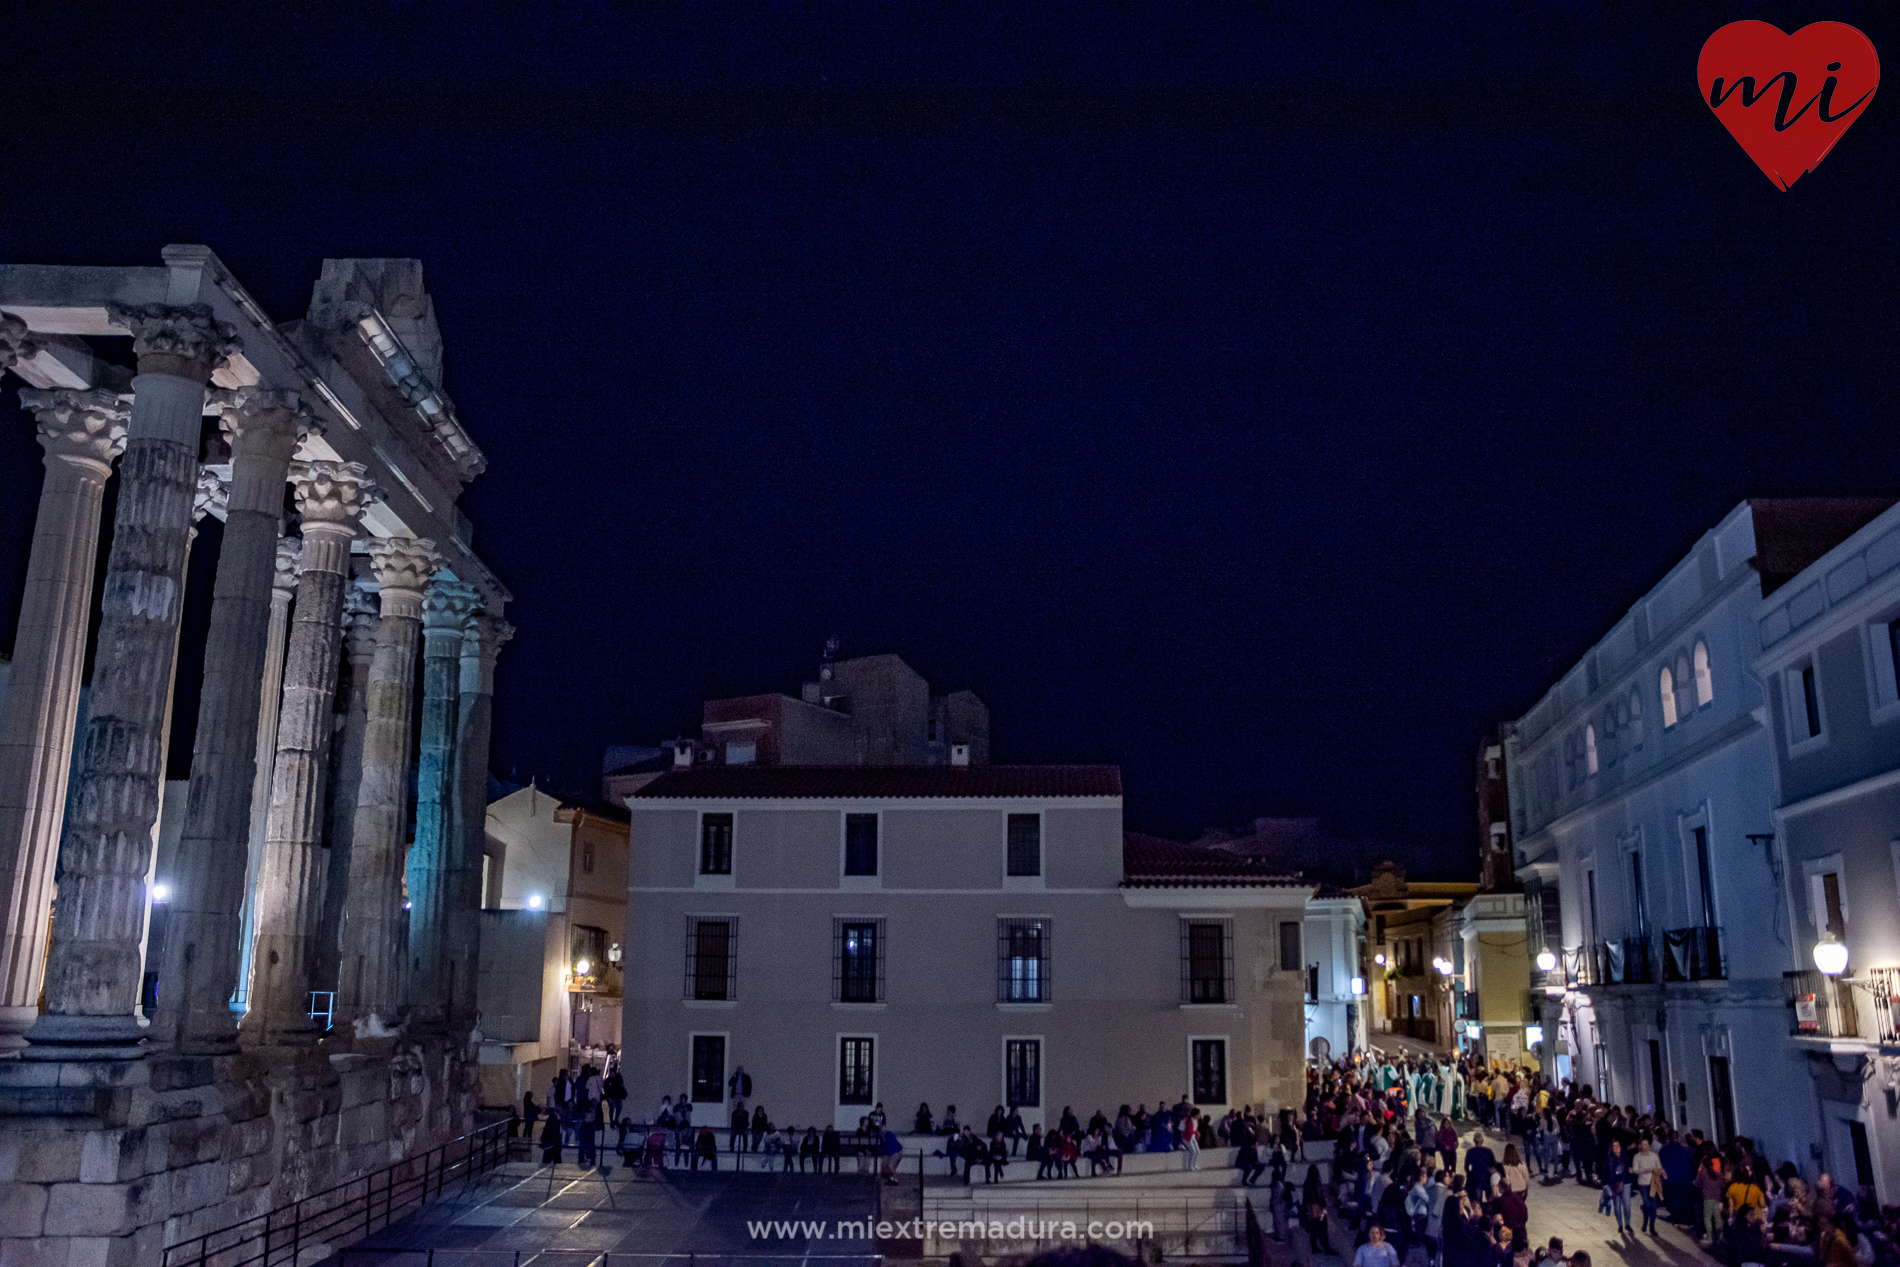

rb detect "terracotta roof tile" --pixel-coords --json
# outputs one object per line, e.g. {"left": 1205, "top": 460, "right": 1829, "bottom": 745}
{"left": 1123, "top": 830, "right": 1310, "bottom": 888}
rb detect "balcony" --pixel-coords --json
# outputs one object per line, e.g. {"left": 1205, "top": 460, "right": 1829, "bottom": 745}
{"left": 1591, "top": 937, "right": 1655, "bottom": 985}
{"left": 1787, "top": 967, "right": 1900, "bottom": 1044}
{"left": 1660, "top": 927, "right": 1725, "bottom": 982}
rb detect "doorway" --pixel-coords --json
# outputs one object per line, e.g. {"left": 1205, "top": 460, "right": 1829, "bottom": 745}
{"left": 1709, "top": 1056, "right": 1736, "bottom": 1146}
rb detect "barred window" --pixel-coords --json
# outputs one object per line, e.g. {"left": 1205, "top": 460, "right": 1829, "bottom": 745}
{"left": 1006, "top": 1038, "right": 1041, "bottom": 1108}
{"left": 834, "top": 918, "right": 886, "bottom": 1003}
{"left": 1191, "top": 1038, "right": 1228, "bottom": 1104}
{"left": 1181, "top": 918, "right": 1233, "bottom": 1004}
{"left": 845, "top": 813, "right": 879, "bottom": 876}
{"left": 997, "top": 917, "right": 1051, "bottom": 1002}
{"left": 1007, "top": 814, "right": 1042, "bottom": 877}
{"left": 685, "top": 918, "right": 736, "bottom": 1000}
{"left": 700, "top": 813, "right": 733, "bottom": 875}
{"left": 839, "top": 1037, "right": 875, "bottom": 1105}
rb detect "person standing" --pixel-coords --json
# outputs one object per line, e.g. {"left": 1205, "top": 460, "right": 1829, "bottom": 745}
{"left": 1630, "top": 1138, "right": 1662, "bottom": 1234}
{"left": 731, "top": 1100, "right": 751, "bottom": 1157}
{"left": 603, "top": 1064, "right": 626, "bottom": 1128}
{"left": 1356, "top": 1224, "right": 1401, "bottom": 1267}
{"left": 1465, "top": 1132, "right": 1496, "bottom": 1205}
{"left": 728, "top": 1064, "right": 753, "bottom": 1103}
{"left": 1601, "top": 1140, "right": 1632, "bottom": 1234}
{"left": 1182, "top": 1110, "right": 1201, "bottom": 1171}
{"left": 521, "top": 1090, "right": 540, "bottom": 1142}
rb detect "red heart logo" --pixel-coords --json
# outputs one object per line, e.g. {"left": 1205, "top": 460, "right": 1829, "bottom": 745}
{"left": 1698, "top": 21, "right": 1879, "bottom": 190}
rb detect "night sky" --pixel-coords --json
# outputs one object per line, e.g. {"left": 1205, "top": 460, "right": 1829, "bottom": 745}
{"left": 2, "top": 3, "right": 1897, "bottom": 875}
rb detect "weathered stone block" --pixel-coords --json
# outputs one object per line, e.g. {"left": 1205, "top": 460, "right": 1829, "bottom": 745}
{"left": 14, "top": 1130, "right": 84, "bottom": 1183}
{"left": 55, "top": 1061, "right": 146, "bottom": 1091}
{"left": 41, "top": 1176, "right": 155, "bottom": 1238}
{"left": 166, "top": 1160, "right": 227, "bottom": 1216}
{"left": 0, "top": 1232, "right": 69, "bottom": 1267}
{"left": 79, "top": 1129, "right": 147, "bottom": 1185}
{"left": 233, "top": 1117, "right": 272, "bottom": 1157}
{"left": 0, "top": 1183, "right": 47, "bottom": 1239}
{"left": 148, "top": 1057, "right": 215, "bottom": 1093}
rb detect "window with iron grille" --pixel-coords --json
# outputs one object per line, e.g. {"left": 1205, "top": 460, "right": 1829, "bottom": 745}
{"left": 997, "top": 917, "right": 1051, "bottom": 1002}
{"left": 684, "top": 918, "right": 736, "bottom": 1000}
{"left": 1006, "top": 813, "right": 1042, "bottom": 877}
{"left": 1278, "top": 921, "right": 1301, "bottom": 971}
{"left": 1006, "top": 1038, "right": 1041, "bottom": 1108}
{"left": 699, "top": 813, "right": 733, "bottom": 875}
{"left": 691, "top": 1035, "right": 726, "bottom": 1102}
{"left": 1181, "top": 919, "right": 1233, "bottom": 1004}
{"left": 845, "top": 814, "right": 879, "bottom": 877}
{"left": 1191, "top": 1038, "right": 1227, "bottom": 1104}
{"left": 839, "top": 1037, "right": 875, "bottom": 1105}
{"left": 834, "top": 918, "right": 885, "bottom": 1003}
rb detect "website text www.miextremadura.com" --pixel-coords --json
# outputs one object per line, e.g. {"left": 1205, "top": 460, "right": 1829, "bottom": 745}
{"left": 745, "top": 1218, "right": 1157, "bottom": 1243}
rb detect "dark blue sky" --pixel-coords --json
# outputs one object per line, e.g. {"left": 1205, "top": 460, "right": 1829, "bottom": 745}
{"left": 2, "top": 3, "right": 1896, "bottom": 872}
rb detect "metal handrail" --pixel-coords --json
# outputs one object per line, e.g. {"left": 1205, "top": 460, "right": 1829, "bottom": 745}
{"left": 162, "top": 1118, "right": 513, "bottom": 1267}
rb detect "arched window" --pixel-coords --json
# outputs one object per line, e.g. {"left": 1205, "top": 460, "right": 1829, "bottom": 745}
{"left": 1694, "top": 641, "right": 1713, "bottom": 707}
{"left": 1585, "top": 724, "right": 1598, "bottom": 776}
{"left": 1628, "top": 690, "right": 1644, "bottom": 748}
{"left": 1660, "top": 667, "right": 1678, "bottom": 728}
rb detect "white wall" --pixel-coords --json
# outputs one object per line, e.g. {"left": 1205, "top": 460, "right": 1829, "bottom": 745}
{"left": 485, "top": 784, "right": 572, "bottom": 912}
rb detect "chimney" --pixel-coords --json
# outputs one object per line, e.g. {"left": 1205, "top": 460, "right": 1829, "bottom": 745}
{"left": 950, "top": 743, "right": 971, "bottom": 767}
{"left": 672, "top": 743, "right": 694, "bottom": 769}
{"left": 802, "top": 682, "right": 821, "bottom": 704}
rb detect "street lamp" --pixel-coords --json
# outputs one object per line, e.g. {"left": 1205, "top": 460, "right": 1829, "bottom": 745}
{"left": 527, "top": 893, "right": 544, "bottom": 910}
{"left": 574, "top": 958, "right": 592, "bottom": 977}
{"left": 1536, "top": 950, "right": 1557, "bottom": 973}
{"left": 1350, "top": 976, "right": 1366, "bottom": 996}
{"left": 1813, "top": 931, "right": 1849, "bottom": 977}
{"left": 1374, "top": 953, "right": 1386, "bottom": 966}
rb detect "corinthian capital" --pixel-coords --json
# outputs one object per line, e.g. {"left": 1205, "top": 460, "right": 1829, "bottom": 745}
{"left": 19, "top": 387, "right": 131, "bottom": 470}
{"left": 343, "top": 582, "right": 381, "bottom": 659}
{"left": 212, "top": 388, "right": 322, "bottom": 464}
{"left": 108, "top": 303, "right": 239, "bottom": 377}
{"left": 0, "top": 313, "right": 39, "bottom": 372}
{"left": 288, "top": 460, "right": 379, "bottom": 532}
{"left": 194, "top": 466, "right": 231, "bottom": 522}
{"left": 423, "top": 577, "right": 482, "bottom": 632}
{"left": 463, "top": 614, "right": 515, "bottom": 663}
{"left": 367, "top": 536, "right": 440, "bottom": 598}
{"left": 273, "top": 536, "right": 304, "bottom": 596}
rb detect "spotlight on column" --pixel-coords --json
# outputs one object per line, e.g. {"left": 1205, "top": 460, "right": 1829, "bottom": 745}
{"left": 527, "top": 893, "right": 545, "bottom": 910}
{"left": 1536, "top": 950, "right": 1557, "bottom": 973}
{"left": 403, "top": 900, "right": 411, "bottom": 910}
{"left": 151, "top": 883, "right": 172, "bottom": 903}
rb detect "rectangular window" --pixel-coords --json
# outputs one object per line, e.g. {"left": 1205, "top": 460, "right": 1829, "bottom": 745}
{"left": 839, "top": 1037, "right": 874, "bottom": 1105}
{"left": 699, "top": 813, "right": 733, "bottom": 875}
{"left": 1191, "top": 1039, "right": 1227, "bottom": 1105}
{"left": 1889, "top": 621, "right": 1900, "bottom": 700}
{"left": 1693, "top": 827, "right": 1717, "bottom": 928}
{"left": 581, "top": 841, "right": 595, "bottom": 874}
{"left": 1629, "top": 851, "right": 1648, "bottom": 937}
{"left": 1182, "top": 920, "right": 1232, "bottom": 1004}
{"left": 1708, "top": 1055, "right": 1736, "bottom": 1146}
{"left": 998, "top": 917, "right": 1050, "bottom": 1002}
{"left": 1822, "top": 871, "right": 1845, "bottom": 936}
{"left": 1278, "top": 921, "right": 1302, "bottom": 972}
{"left": 836, "top": 919, "right": 884, "bottom": 1003}
{"left": 844, "top": 813, "right": 879, "bottom": 876}
{"left": 1006, "top": 814, "right": 1042, "bottom": 877}
{"left": 686, "top": 919, "right": 735, "bottom": 1000}
{"left": 725, "top": 740, "right": 756, "bottom": 765}
{"left": 1005, "top": 1038, "right": 1041, "bottom": 1108}
{"left": 1585, "top": 869, "right": 1599, "bottom": 946}
{"left": 1802, "top": 665, "right": 1823, "bottom": 738}
{"left": 691, "top": 1035, "right": 726, "bottom": 1103}
{"left": 1306, "top": 964, "right": 1319, "bottom": 1001}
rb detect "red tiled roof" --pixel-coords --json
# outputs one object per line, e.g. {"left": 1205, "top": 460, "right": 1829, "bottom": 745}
{"left": 627, "top": 765, "right": 1122, "bottom": 799}
{"left": 1122, "top": 831, "right": 1311, "bottom": 888}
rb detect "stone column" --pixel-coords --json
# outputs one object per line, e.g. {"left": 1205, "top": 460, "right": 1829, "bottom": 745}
{"left": 25, "top": 304, "right": 235, "bottom": 1060}
{"left": 405, "top": 579, "right": 479, "bottom": 1037}
{"left": 449, "top": 613, "right": 511, "bottom": 1033}
{"left": 0, "top": 389, "right": 130, "bottom": 1053}
{"left": 152, "top": 393, "right": 315, "bottom": 1053}
{"left": 312, "top": 580, "right": 377, "bottom": 1003}
{"left": 335, "top": 536, "right": 437, "bottom": 1039}
{"left": 243, "top": 463, "right": 378, "bottom": 1046}
{"left": 233, "top": 536, "right": 300, "bottom": 1013}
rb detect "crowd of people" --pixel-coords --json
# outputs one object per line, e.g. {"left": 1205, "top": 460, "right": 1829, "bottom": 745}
{"left": 509, "top": 1043, "right": 1899, "bottom": 1267}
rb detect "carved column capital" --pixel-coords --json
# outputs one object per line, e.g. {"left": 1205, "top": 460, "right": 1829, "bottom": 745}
{"left": 212, "top": 387, "right": 321, "bottom": 462}
{"left": 288, "top": 460, "right": 379, "bottom": 535}
{"left": 193, "top": 466, "right": 231, "bottom": 523}
{"left": 107, "top": 303, "right": 239, "bottom": 382}
{"left": 273, "top": 536, "right": 303, "bottom": 597}
{"left": 19, "top": 388, "right": 131, "bottom": 474}
{"left": 422, "top": 577, "right": 481, "bottom": 633}
{"left": 0, "top": 313, "right": 40, "bottom": 372}
{"left": 463, "top": 614, "right": 515, "bottom": 666}
{"left": 343, "top": 582, "right": 381, "bottom": 660}
{"left": 367, "top": 537, "right": 440, "bottom": 621}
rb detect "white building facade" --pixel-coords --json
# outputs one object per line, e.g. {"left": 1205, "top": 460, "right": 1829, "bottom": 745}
{"left": 622, "top": 766, "right": 1313, "bottom": 1132}
{"left": 1753, "top": 500, "right": 1900, "bottom": 1199}
{"left": 1506, "top": 502, "right": 1835, "bottom": 1168}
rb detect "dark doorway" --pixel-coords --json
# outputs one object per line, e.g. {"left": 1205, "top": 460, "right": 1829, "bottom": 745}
{"left": 1709, "top": 1056, "right": 1736, "bottom": 1146}
{"left": 1648, "top": 1039, "right": 1667, "bottom": 1124}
